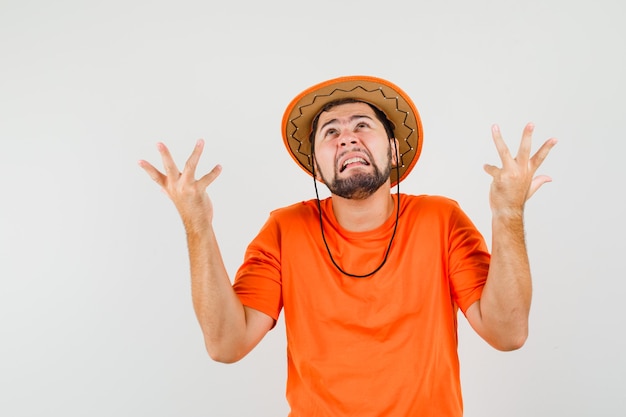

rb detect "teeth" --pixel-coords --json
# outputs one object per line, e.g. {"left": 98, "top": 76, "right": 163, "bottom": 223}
{"left": 342, "top": 157, "right": 366, "bottom": 168}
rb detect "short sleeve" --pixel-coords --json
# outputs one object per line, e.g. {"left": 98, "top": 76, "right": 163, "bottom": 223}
{"left": 232, "top": 214, "right": 283, "bottom": 322}
{"left": 447, "top": 205, "right": 490, "bottom": 314}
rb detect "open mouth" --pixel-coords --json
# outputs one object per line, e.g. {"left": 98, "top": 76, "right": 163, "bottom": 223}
{"left": 340, "top": 157, "right": 370, "bottom": 173}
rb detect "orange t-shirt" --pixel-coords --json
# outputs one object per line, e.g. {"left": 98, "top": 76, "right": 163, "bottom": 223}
{"left": 233, "top": 194, "right": 490, "bottom": 417}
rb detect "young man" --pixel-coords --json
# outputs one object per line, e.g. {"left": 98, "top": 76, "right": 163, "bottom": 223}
{"left": 139, "top": 75, "right": 556, "bottom": 416}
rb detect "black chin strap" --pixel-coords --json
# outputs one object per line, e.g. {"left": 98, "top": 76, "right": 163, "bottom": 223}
{"left": 311, "top": 141, "right": 401, "bottom": 278}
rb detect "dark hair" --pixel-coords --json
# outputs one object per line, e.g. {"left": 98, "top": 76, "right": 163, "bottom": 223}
{"left": 308, "top": 98, "right": 396, "bottom": 148}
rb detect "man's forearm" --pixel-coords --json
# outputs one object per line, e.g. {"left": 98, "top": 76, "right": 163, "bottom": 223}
{"left": 479, "top": 212, "right": 532, "bottom": 350}
{"left": 187, "top": 226, "right": 248, "bottom": 362}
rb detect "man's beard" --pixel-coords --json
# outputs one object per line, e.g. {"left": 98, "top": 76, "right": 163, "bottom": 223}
{"left": 317, "top": 147, "right": 392, "bottom": 200}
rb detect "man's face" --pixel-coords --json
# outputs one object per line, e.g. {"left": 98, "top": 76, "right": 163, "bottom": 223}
{"left": 312, "top": 102, "right": 396, "bottom": 200}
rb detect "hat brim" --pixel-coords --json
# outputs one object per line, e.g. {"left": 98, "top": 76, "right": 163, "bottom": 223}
{"left": 281, "top": 75, "right": 423, "bottom": 186}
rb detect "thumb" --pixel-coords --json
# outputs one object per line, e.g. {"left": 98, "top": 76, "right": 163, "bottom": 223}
{"left": 483, "top": 164, "right": 499, "bottom": 178}
{"left": 526, "top": 175, "right": 553, "bottom": 201}
{"left": 198, "top": 164, "right": 223, "bottom": 190}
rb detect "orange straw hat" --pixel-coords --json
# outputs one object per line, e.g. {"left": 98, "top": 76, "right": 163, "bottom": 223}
{"left": 281, "top": 75, "right": 423, "bottom": 186}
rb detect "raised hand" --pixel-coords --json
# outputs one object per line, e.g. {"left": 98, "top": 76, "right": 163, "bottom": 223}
{"left": 483, "top": 123, "right": 557, "bottom": 217}
{"left": 138, "top": 139, "right": 222, "bottom": 231}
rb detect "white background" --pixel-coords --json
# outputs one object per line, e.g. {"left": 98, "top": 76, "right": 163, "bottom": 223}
{"left": 1, "top": 0, "right": 624, "bottom": 416}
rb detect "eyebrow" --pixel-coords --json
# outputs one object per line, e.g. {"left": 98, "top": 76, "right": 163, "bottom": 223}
{"left": 318, "top": 114, "right": 374, "bottom": 133}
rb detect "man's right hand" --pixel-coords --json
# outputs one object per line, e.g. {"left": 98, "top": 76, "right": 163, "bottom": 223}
{"left": 138, "top": 139, "right": 222, "bottom": 232}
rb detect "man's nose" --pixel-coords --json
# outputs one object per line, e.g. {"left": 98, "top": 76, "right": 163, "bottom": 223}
{"left": 339, "top": 131, "right": 358, "bottom": 147}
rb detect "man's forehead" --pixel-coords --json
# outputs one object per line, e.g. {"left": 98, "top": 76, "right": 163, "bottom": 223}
{"left": 317, "top": 102, "right": 376, "bottom": 125}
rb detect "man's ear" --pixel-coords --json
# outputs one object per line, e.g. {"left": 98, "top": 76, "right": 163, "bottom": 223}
{"left": 390, "top": 138, "right": 400, "bottom": 166}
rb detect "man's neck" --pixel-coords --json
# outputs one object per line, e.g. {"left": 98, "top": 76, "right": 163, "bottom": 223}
{"left": 330, "top": 184, "right": 395, "bottom": 232}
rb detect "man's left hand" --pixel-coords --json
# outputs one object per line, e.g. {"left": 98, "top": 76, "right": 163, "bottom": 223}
{"left": 484, "top": 123, "right": 557, "bottom": 217}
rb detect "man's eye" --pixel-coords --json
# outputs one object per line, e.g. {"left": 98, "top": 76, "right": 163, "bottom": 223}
{"left": 356, "top": 122, "right": 369, "bottom": 129}
{"left": 325, "top": 129, "right": 338, "bottom": 137}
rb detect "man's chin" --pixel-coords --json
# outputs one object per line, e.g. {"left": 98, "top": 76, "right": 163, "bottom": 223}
{"left": 327, "top": 173, "right": 387, "bottom": 200}
{"left": 343, "top": 189, "right": 378, "bottom": 200}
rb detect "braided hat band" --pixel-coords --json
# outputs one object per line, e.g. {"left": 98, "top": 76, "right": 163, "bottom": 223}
{"left": 281, "top": 75, "right": 423, "bottom": 186}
